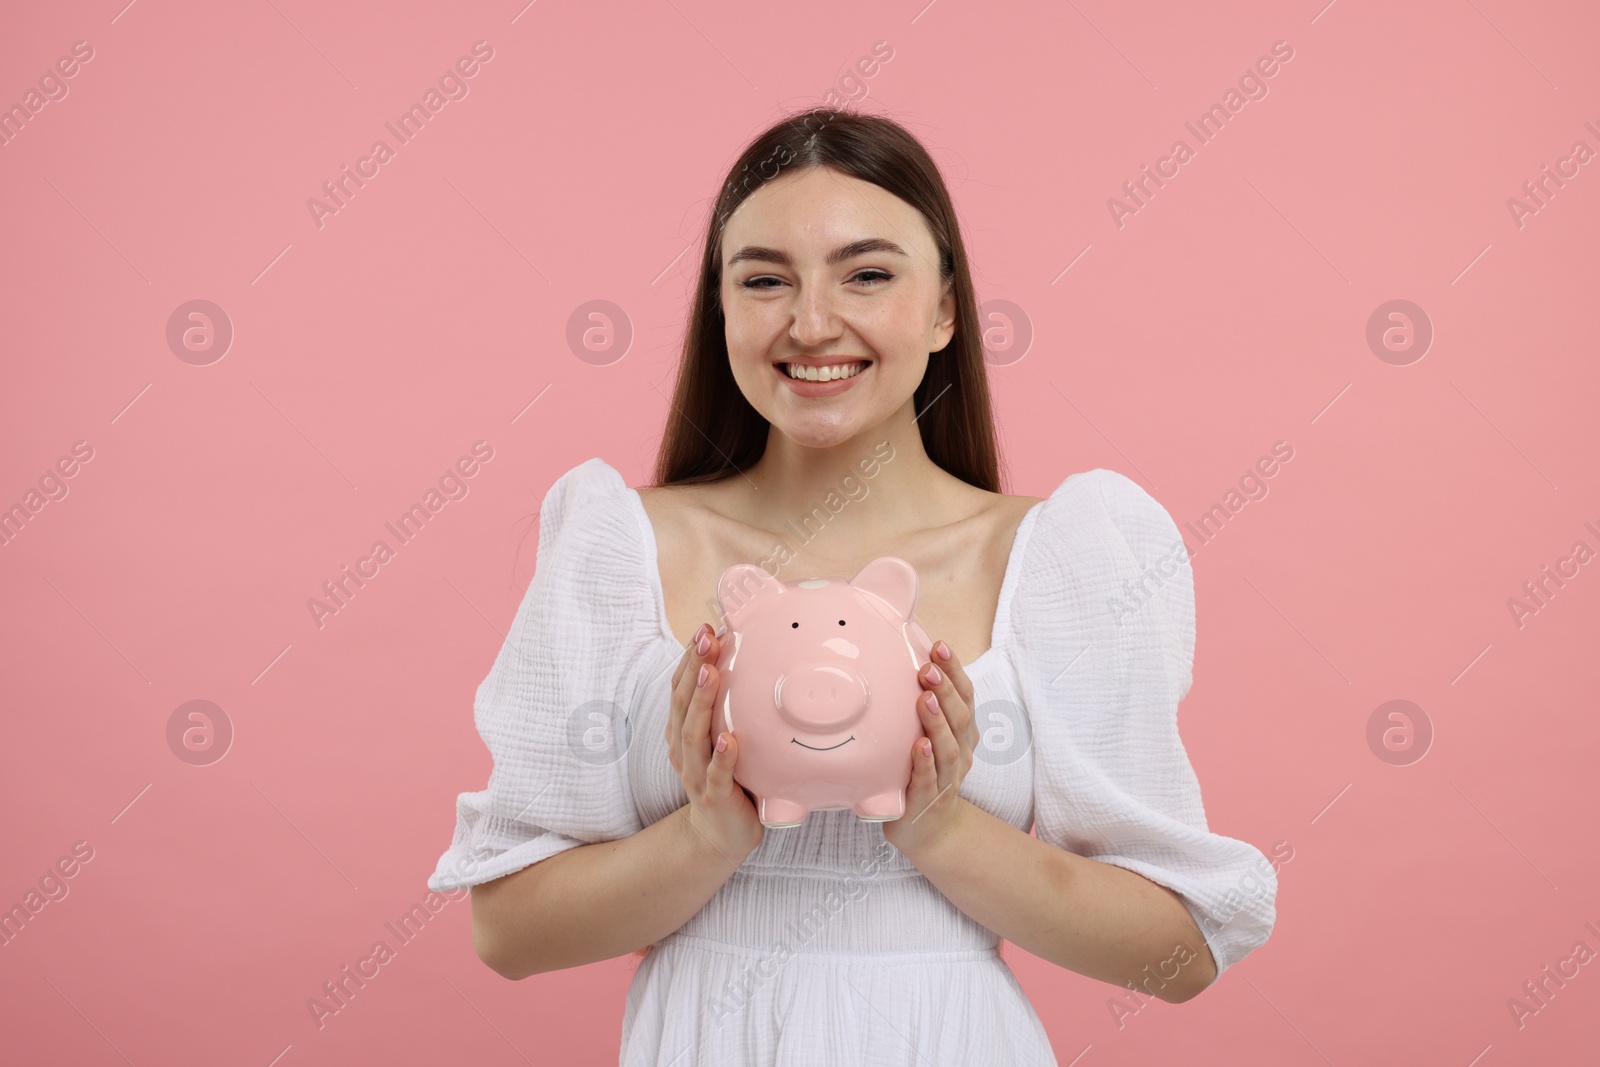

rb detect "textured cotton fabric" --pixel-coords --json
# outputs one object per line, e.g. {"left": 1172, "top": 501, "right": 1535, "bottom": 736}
{"left": 428, "top": 457, "right": 1277, "bottom": 1065}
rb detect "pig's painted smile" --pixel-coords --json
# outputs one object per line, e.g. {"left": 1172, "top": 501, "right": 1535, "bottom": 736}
{"left": 791, "top": 736, "right": 855, "bottom": 751}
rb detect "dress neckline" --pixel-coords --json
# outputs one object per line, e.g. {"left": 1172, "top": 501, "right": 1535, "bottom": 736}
{"left": 624, "top": 486, "right": 1047, "bottom": 676}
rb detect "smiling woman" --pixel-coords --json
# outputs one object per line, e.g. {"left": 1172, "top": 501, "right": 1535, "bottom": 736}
{"left": 660, "top": 115, "right": 995, "bottom": 487}
{"left": 429, "top": 106, "right": 1277, "bottom": 1066}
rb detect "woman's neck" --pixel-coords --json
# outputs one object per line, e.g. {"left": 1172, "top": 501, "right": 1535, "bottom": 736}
{"left": 724, "top": 406, "right": 980, "bottom": 546}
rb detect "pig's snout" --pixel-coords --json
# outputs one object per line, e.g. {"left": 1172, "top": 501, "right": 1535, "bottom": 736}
{"left": 774, "top": 661, "right": 869, "bottom": 732}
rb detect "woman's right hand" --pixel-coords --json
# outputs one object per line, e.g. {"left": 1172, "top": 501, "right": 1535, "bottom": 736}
{"left": 665, "top": 621, "right": 765, "bottom": 864}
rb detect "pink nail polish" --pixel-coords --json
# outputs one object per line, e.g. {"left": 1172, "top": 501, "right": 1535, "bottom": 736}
{"left": 922, "top": 738, "right": 933, "bottom": 758}
{"left": 716, "top": 733, "right": 728, "bottom": 752}
{"left": 927, "top": 692, "right": 941, "bottom": 716}
{"left": 924, "top": 664, "right": 942, "bottom": 686}
{"left": 697, "top": 664, "right": 709, "bottom": 688}
{"left": 934, "top": 640, "right": 952, "bottom": 661}
{"left": 696, "top": 632, "right": 711, "bottom": 655}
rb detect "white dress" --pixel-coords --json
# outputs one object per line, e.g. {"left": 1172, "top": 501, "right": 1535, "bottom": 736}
{"left": 427, "top": 458, "right": 1278, "bottom": 1066}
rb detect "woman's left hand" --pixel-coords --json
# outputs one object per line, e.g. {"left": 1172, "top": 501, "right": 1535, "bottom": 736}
{"left": 882, "top": 639, "right": 978, "bottom": 856}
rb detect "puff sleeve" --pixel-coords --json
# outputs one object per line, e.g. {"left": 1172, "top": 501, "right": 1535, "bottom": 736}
{"left": 427, "top": 458, "right": 659, "bottom": 893}
{"left": 1009, "top": 468, "right": 1277, "bottom": 984}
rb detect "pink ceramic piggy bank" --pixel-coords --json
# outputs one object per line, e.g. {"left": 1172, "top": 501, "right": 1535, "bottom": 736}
{"left": 712, "top": 556, "right": 935, "bottom": 828}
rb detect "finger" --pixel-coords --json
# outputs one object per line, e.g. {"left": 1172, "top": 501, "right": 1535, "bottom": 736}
{"left": 931, "top": 639, "right": 976, "bottom": 714}
{"left": 918, "top": 658, "right": 970, "bottom": 742}
{"left": 667, "top": 624, "right": 715, "bottom": 746}
{"left": 666, "top": 646, "right": 691, "bottom": 750}
{"left": 670, "top": 648, "right": 689, "bottom": 694}
{"left": 666, "top": 648, "right": 690, "bottom": 747}
{"left": 706, "top": 728, "right": 738, "bottom": 797}
{"left": 671, "top": 622, "right": 712, "bottom": 690}
{"left": 918, "top": 689, "right": 957, "bottom": 764}
{"left": 903, "top": 734, "right": 937, "bottom": 820}
{"left": 681, "top": 660, "right": 720, "bottom": 782}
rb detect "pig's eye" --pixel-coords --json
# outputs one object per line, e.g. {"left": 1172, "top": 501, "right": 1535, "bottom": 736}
{"left": 838, "top": 619, "right": 846, "bottom": 625}
{"left": 791, "top": 622, "right": 799, "bottom": 628}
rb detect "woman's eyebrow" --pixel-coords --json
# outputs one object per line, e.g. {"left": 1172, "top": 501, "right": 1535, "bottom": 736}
{"left": 726, "top": 237, "right": 909, "bottom": 269}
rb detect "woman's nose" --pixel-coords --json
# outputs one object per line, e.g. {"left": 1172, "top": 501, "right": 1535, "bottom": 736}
{"left": 788, "top": 290, "right": 844, "bottom": 346}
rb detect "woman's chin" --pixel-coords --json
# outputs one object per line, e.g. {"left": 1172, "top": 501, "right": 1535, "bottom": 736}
{"left": 767, "top": 411, "right": 866, "bottom": 450}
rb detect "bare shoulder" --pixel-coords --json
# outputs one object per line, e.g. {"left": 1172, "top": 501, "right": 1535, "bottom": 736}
{"left": 1001, "top": 489, "right": 1048, "bottom": 515}
{"left": 972, "top": 485, "right": 1047, "bottom": 535}
{"left": 634, "top": 482, "right": 703, "bottom": 554}
{"left": 921, "top": 481, "right": 1048, "bottom": 575}
{"left": 633, "top": 480, "right": 743, "bottom": 643}
{"left": 987, "top": 490, "right": 1047, "bottom": 560}
{"left": 633, "top": 479, "right": 745, "bottom": 576}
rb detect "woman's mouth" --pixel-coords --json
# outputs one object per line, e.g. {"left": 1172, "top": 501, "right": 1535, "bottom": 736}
{"left": 774, "top": 359, "right": 871, "bottom": 397}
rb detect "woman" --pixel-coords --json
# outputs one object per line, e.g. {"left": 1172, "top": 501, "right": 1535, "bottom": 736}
{"left": 428, "top": 107, "right": 1277, "bottom": 1065}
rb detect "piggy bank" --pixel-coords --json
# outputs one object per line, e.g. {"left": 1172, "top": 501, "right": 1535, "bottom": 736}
{"left": 712, "top": 556, "right": 935, "bottom": 828}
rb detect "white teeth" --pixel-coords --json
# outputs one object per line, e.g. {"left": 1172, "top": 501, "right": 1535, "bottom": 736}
{"left": 786, "top": 361, "right": 866, "bottom": 381}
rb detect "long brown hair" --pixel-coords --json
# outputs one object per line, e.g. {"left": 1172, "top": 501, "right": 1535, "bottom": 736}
{"left": 628, "top": 108, "right": 1003, "bottom": 967}
{"left": 648, "top": 106, "right": 1003, "bottom": 493}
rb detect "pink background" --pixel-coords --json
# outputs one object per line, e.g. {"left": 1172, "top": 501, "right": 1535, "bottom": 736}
{"left": 3, "top": 0, "right": 1597, "bottom": 1063}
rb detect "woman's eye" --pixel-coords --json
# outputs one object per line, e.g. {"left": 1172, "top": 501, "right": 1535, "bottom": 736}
{"left": 739, "top": 270, "right": 893, "bottom": 290}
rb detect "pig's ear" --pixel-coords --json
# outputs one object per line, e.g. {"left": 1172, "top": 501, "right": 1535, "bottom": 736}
{"left": 850, "top": 556, "right": 918, "bottom": 619}
{"left": 717, "top": 563, "right": 783, "bottom": 625}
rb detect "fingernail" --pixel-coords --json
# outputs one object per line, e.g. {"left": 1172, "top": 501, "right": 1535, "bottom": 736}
{"left": 696, "top": 632, "right": 711, "bottom": 655}
{"left": 716, "top": 733, "right": 729, "bottom": 752}
{"left": 694, "top": 622, "right": 710, "bottom": 642}
{"left": 934, "top": 640, "right": 952, "bottom": 661}
{"left": 926, "top": 692, "right": 941, "bottom": 716}
{"left": 922, "top": 738, "right": 933, "bottom": 758}
{"left": 697, "top": 664, "right": 710, "bottom": 688}
{"left": 923, "top": 663, "right": 942, "bottom": 686}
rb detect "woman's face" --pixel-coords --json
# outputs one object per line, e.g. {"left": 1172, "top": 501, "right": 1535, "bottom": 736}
{"left": 719, "top": 166, "right": 956, "bottom": 450}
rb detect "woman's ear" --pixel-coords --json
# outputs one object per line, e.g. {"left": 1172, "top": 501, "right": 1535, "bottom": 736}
{"left": 932, "top": 278, "right": 956, "bottom": 352}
